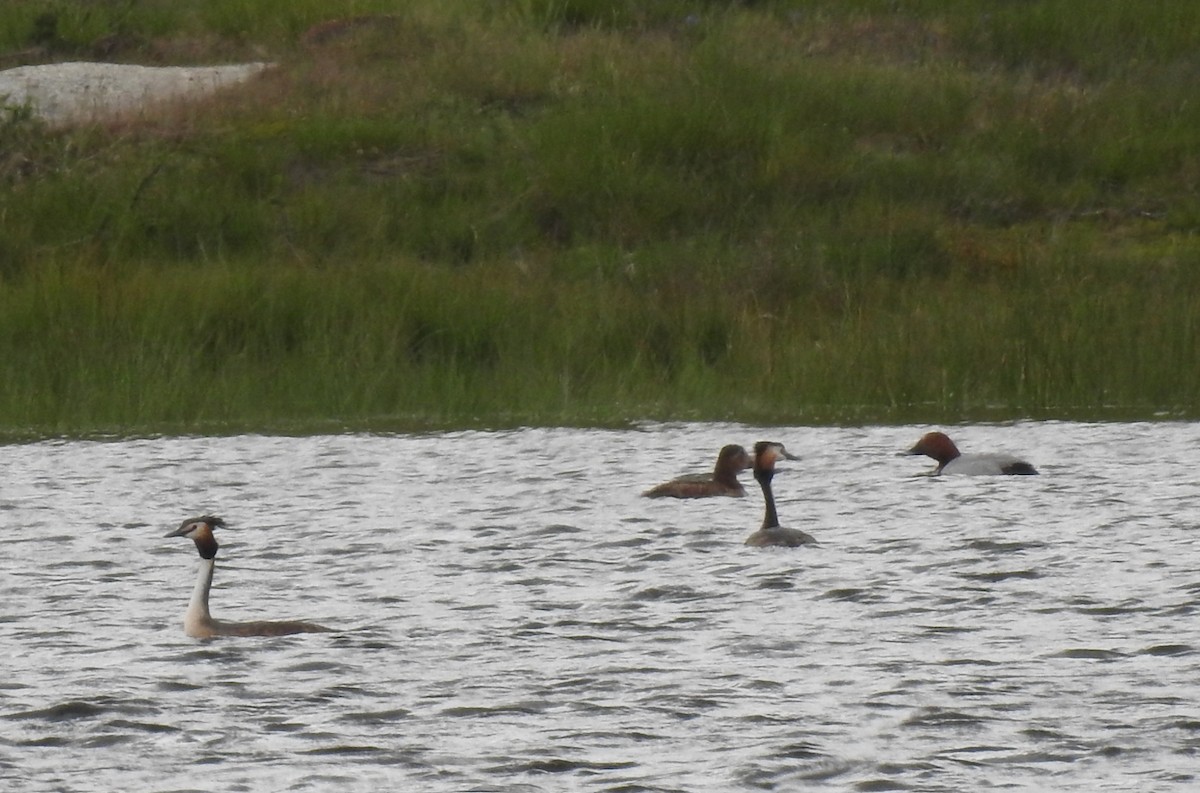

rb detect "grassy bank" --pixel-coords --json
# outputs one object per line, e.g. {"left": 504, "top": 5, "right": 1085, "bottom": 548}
{"left": 2, "top": 1, "right": 1199, "bottom": 437}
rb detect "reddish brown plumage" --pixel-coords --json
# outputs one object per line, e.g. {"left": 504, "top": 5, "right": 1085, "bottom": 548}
{"left": 643, "top": 444, "right": 753, "bottom": 499}
{"left": 906, "top": 432, "right": 961, "bottom": 467}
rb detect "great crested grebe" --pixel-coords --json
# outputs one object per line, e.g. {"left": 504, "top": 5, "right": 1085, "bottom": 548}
{"left": 166, "top": 516, "right": 332, "bottom": 639}
{"left": 904, "top": 431, "right": 1039, "bottom": 476}
{"left": 744, "top": 441, "right": 817, "bottom": 548}
{"left": 643, "top": 444, "right": 754, "bottom": 499}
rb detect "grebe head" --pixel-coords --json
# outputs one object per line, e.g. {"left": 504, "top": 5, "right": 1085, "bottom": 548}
{"left": 166, "top": 515, "right": 224, "bottom": 560}
{"left": 716, "top": 444, "right": 753, "bottom": 472}
{"left": 752, "top": 441, "right": 798, "bottom": 479}
{"left": 905, "top": 431, "right": 961, "bottom": 464}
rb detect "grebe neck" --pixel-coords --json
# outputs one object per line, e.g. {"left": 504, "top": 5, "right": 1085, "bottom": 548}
{"left": 756, "top": 470, "right": 780, "bottom": 529}
{"left": 184, "top": 557, "right": 217, "bottom": 638}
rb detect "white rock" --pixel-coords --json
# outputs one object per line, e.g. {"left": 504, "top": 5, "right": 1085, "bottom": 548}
{"left": 0, "top": 61, "right": 272, "bottom": 124}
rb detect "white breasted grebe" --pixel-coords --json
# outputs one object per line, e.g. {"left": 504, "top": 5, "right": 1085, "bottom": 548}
{"left": 643, "top": 444, "right": 754, "bottom": 499}
{"left": 166, "top": 516, "right": 332, "bottom": 639}
{"left": 744, "top": 441, "right": 817, "bottom": 548}
{"left": 904, "top": 431, "right": 1038, "bottom": 476}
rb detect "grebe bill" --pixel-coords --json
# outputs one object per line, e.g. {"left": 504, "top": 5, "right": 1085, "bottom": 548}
{"left": 166, "top": 516, "right": 332, "bottom": 639}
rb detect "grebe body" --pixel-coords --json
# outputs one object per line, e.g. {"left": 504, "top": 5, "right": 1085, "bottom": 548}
{"left": 644, "top": 444, "right": 753, "bottom": 499}
{"left": 744, "top": 441, "right": 817, "bottom": 548}
{"left": 166, "top": 516, "right": 332, "bottom": 639}
{"left": 905, "top": 431, "right": 1038, "bottom": 476}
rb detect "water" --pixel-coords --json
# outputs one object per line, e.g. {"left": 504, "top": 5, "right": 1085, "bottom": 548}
{"left": 2, "top": 422, "right": 1198, "bottom": 791}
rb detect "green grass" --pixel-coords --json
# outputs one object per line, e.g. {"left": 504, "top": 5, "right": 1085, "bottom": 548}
{"left": 1, "top": 0, "right": 1199, "bottom": 438}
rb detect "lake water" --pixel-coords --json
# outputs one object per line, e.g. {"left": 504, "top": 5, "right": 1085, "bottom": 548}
{"left": 2, "top": 422, "right": 1198, "bottom": 791}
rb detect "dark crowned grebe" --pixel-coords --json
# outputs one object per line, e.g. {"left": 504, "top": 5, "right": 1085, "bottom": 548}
{"left": 643, "top": 444, "right": 754, "bottom": 499}
{"left": 744, "top": 441, "right": 817, "bottom": 548}
{"left": 904, "top": 431, "right": 1038, "bottom": 476}
{"left": 166, "top": 516, "right": 332, "bottom": 639}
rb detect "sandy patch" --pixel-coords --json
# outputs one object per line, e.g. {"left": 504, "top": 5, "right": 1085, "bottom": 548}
{"left": 0, "top": 61, "right": 271, "bottom": 125}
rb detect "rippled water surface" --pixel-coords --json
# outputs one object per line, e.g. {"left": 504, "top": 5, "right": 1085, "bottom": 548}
{"left": 3, "top": 422, "right": 1199, "bottom": 791}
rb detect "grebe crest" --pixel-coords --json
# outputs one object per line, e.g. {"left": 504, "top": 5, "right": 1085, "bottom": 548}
{"left": 167, "top": 515, "right": 224, "bottom": 558}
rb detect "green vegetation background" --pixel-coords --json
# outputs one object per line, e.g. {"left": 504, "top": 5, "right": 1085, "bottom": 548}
{"left": 2, "top": 0, "right": 1199, "bottom": 438}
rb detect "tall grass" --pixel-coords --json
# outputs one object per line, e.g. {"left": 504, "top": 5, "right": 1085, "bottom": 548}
{"left": 1, "top": 0, "right": 1199, "bottom": 436}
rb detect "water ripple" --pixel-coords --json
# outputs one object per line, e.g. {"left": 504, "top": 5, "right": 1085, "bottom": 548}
{"left": 2, "top": 422, "right": 1200, "bottom": 790}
